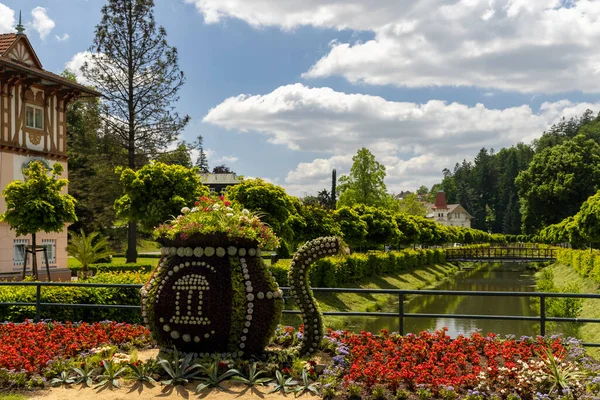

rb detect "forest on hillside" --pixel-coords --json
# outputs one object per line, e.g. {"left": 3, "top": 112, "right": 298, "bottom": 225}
{"left": 428, "top": 109, "right": 600, "bottom": 235}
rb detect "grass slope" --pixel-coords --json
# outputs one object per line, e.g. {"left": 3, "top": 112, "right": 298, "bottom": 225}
{"left": 540, "top": 263, "right": 600, "bottom": 358}
{"left": 283, "top": 262, "right": 459, "bottom": 330}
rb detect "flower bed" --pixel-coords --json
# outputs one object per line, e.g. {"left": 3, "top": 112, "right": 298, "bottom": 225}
{"left": 329, "top": 328, "right": 600, "bottom": 399}
{"left": 1, "top": 322, "right": 599, "bottom": 399}
{"left": 0, "top": 321, "right": 151, "bottom": 374}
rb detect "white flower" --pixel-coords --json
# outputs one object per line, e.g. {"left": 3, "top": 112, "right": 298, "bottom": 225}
{"left": 242, "top": 209, "right": 250, "bottom": 215}
{"left": 191, "top": 207, "right": 199, "bottom": 212}
{"left": 226, "top": 213, "right": 234, "bottom": 217}
{"left": 225, "top": 207, "right": 233, "bottom": 211}
{"left": 181, "top": 207, "right": 191, "bottom": 214}
{"left": 212, "top": 204, "right": 220, "bottom": 211}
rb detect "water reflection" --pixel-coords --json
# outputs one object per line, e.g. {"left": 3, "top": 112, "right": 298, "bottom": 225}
{"left": 283, "top": 263, "right": 540, "bottom": 338}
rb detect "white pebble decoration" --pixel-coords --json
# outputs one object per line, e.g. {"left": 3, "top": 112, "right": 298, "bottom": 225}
{"left": 246, "top": 294, "right": 254, "bottom": 301}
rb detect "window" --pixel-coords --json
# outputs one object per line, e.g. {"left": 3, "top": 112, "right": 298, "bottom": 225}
{"left": 25, "top": 105, "right": 43, "bottom": 130}
{"left": 209, "top": 187, "right": 216, "bottom": 193}
{"left": 13, "top": 239, "right": 28, "bottom": 266}
{"left": 41, "top": 239, "right": 56, "bottom": 265}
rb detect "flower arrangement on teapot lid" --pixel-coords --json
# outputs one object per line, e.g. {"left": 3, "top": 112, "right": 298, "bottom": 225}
{"left": 153, "top": 196, "right": 280, "bottom": 249}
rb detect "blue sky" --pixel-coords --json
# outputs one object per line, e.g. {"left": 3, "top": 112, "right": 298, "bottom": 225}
{"left": 2, "top": 0, "right": 600, "bottom": 196}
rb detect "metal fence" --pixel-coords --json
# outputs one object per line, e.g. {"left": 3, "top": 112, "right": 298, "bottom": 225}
{"left": 1, "top": 282, "right": 599, "bottom": 347}
{"left": 445, "top": 247, "right": 557, "bottom": 261}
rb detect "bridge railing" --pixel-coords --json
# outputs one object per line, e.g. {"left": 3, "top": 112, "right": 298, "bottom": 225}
{"left": 445, "top": 247, "right": 557, "bottom": 260}
{"left": 0, "top": 282, "right": 598, "bottom": 347}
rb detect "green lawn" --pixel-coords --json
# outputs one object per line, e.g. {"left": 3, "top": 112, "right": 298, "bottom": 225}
{"left": 67, "top": 256, "right": 160, "bottom": 268}
{"left": 540, "top": 263, "right": 600, "bottom": 358}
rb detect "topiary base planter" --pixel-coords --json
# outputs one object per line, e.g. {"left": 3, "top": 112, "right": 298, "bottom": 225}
{"left": 141, "top": 234, "right": 284, "bottom": 357}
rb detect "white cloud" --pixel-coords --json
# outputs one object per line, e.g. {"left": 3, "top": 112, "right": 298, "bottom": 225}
{"left": 64, "top": 51, "right": 92, "bottom": 84}
{"left": 55, "top": 33, "right": 69, "bottom": 41}
{"left": 187, "top": 0, "right": 600, "bottom": 94}
{"left": 204, "top": 83, "right": 600, "bottom": 195}
{"left": 0, "top": 3, "right": 15, "bottom": 34}
{"left": 31, "top": 7, "right": 55, "bottom": 40}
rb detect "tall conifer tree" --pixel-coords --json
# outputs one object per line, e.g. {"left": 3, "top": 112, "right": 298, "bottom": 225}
{"left": 82, "top": 0, "right": 188, "bottom": 262}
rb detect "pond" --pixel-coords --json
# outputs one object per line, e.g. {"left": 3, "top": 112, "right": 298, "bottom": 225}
{"left": 283, "top": 263, "right": 541, "bottom": 338}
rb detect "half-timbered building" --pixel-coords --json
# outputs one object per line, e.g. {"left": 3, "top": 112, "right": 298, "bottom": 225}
{"left": 0, "top": 21, "right": 100, "bottom": 280}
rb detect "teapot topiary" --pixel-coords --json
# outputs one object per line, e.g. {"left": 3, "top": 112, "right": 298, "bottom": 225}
{"left": 141, "top": 196, "right": 344, "bottom": 358}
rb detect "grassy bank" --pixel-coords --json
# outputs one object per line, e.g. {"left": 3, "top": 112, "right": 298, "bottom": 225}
{"left": 537, "top": 262, "right": 600, "bottom": 358}
{"left": 283, "top": 262, "right": 460, "bottom": 330}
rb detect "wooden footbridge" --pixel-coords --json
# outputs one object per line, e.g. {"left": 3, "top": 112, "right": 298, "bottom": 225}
{"left": 445, "top": 247, "right": 557, "bottom": 263}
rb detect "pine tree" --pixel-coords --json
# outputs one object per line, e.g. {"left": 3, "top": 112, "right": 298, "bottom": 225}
{"left": 195, "top": 135, "right": 209, "bottom": 173}
{"left": 82, "top": 0, "right": 189, "bottom": 262}
{"left": 330, "top": 169, "right": 337, "bottom": 209}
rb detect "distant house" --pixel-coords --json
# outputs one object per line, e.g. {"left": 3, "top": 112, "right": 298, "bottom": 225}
{"left": 426, "top": 191, "right": 473, "bottom": 228}
{"left": 199, "top": 173, "right": 242, "bottom": 193}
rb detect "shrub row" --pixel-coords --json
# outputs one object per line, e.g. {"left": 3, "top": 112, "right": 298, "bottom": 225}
{"left": 556, "top": 248, "right": 600, "bottom": 283}
{"left": 271, "top": 248, "right": 445, "bottom": 287}
{"left": 68, "top": 263, "right": 154, "bottom": 275}
{"left": 0, "top": 272, "right": 150, "bottom": 324}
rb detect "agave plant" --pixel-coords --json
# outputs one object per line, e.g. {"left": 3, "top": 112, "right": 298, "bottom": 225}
{"left": 268, "top": 370, "right": 298, "bottom": 394}
{"left": 295, "top": 368, "right": 319, "bottom": 397}
{"left": 231, "top": 362, "right": 272, "bottom": 386}
{"left": 50, "top": 371, "right": 74, "bottom": 387}
{"left": 71, "top": 361, "right": 97, "bottom": 387}
{"left": 157, "top": 347, "right": 202, "bottom": 386}
{"left": 94, "top": 359, "right": 126, "bottom": 389}
{"left": 127, "top": 359, "right": 156, "bottom": 383}
{"left": 67, "top": 229, "right": 113, "bottom": 276}
{"left": 196, "top": 357, "right": 240, "bottom": 392}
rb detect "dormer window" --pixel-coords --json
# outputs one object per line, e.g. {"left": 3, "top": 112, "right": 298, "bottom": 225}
{"left": 25, "top": 105, "right": 43, "bottom": 130}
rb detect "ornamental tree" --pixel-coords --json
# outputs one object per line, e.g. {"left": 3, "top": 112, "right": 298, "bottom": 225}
{"left": 226, "top": 178, "right": 296, "bottom": 241}
{"left": 114, "top": 162, "right": 208, "bottom": 258}
{"left": 0, "top": 161, "right": 77, "bottom": 278}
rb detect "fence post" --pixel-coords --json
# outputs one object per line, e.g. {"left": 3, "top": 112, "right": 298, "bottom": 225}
{"left": 35, "top": 283, "right": 41, "bottom": 323}
{"left": 540, "top": 294, "right": 546, "bottom": 337}
{"left": 398, "top": 293, "right": 404, "bottom": 336}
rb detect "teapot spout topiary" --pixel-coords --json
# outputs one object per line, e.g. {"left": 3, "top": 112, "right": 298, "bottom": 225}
{"left": 142, "top": 196, "right": 344, "bottom": 358}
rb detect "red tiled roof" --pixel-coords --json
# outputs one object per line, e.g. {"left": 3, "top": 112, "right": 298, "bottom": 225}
{"left": 433, "top": 191, "right": 448, "bottom": 209}
{"left": 0, "top": 33, "right": 17, "bottom": 55}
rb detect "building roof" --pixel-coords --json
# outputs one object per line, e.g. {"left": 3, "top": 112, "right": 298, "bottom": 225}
{"left": 0, "top": 34, "right": 16, "bottom": 55}
{"left": 447, "top": 204, "right": 473, "bottom": 219}
{"left": 0, "top": 57, "right": 101, "bottom": 97}
{"left": 199, "top": 173, "right": 242, "bottom": 185}
{"left": 433, "top": 191, "right": 448, "bottom": 209}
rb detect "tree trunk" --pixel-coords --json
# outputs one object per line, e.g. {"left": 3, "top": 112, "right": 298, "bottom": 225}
{"left": 31, "top": 232, "right": 38, "bottom": 280}
{"left": 126, "top": 221, "right": 137, "bottom": 263}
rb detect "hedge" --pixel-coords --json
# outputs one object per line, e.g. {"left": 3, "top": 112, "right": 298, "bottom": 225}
{"left": 556, "top": 248, "right": 600, "bottom": 283}
{"left": 270, "top": 248, "right": 445, "bottom": 287}
{"left": 68, "top": 263, "right": 154, "bottom": 275}
{"left": 0, "top": 272, "right": 150, "bottom": 324}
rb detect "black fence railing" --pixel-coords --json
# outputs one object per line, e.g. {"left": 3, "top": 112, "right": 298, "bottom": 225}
{"left": 445, "top": 247, "right": 557, "bottom": 261}
{"left": 1, "top": 282, "right": 598, "bottom": 347}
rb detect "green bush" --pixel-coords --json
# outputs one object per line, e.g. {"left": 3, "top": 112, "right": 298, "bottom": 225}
{"left": 269, "top": 248, "right": 446, "bottom": 288}
{"left": 68, "top": 263, "right": 154, "bottom": 275}
{"left": 0, "top": 272, "right": 150, "bottom": 323}
{"left": 557, "top": 247, "right": 600, "bottom": 284}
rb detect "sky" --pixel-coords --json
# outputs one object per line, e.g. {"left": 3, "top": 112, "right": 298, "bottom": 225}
{"left": 2, "top": 0, "right": 600, "bottom": 197}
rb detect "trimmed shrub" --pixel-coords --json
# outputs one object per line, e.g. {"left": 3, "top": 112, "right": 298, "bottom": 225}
{"left": 68, "top": 263, "right": 154, "bottom": 275}
{"left": 0, "top": 272, "right": 150, "bottom": 323}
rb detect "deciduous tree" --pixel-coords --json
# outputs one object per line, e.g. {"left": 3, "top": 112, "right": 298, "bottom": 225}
{"left": 338, "top": 148, "right": 388, "bottom": 207}
{"left": 0, "top": 161, "right": 77, "bottom": 278}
